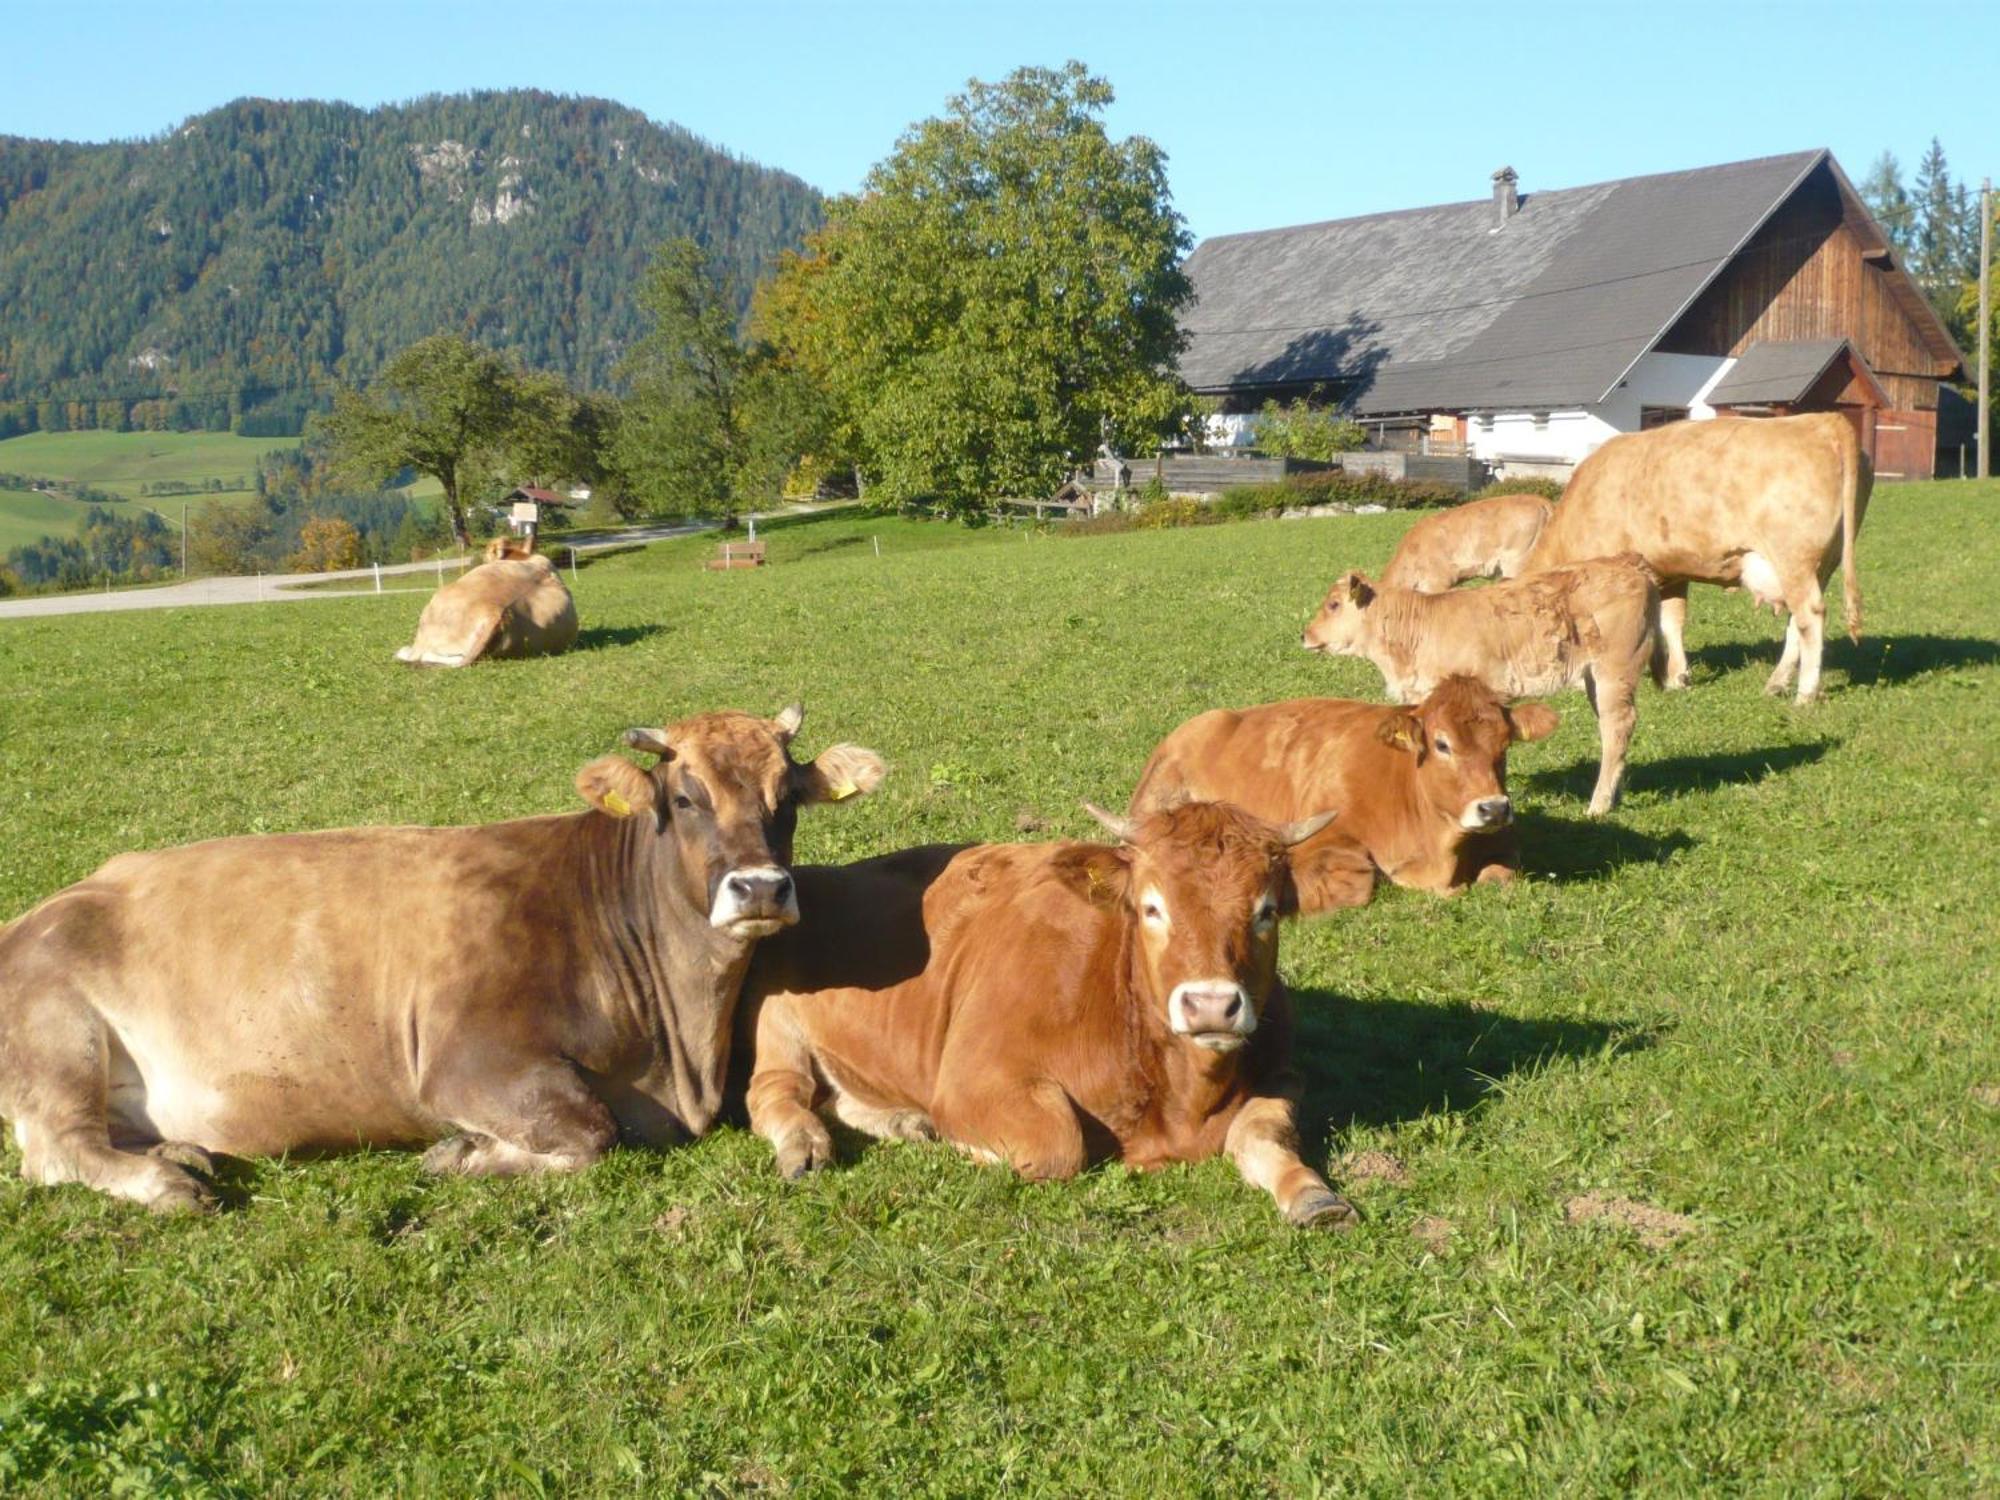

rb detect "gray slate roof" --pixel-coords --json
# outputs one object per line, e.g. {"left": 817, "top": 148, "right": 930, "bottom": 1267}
{"left": 1179, "top": 150, "right": 1830, "bottom": 415}
{"left": 1704, "top": 338, "right": 1857, "bottom": 405}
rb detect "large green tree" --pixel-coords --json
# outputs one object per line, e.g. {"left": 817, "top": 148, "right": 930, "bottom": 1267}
{"left": 761, "top": 62, "right": 1194, "bottom": 513}
{"left": 318, "top": 335, "right": 525, "bottom": 547}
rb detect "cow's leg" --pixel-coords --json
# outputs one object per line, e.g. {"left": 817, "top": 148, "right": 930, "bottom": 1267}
{"left": 1289, "top": 838, "right": 1378, "bottom": 910}
{"left": 828, "top": 1089, "right": 935, "bottom": 1144}
{"left": 935, "top": 1077, "right": 1086, "bottom": 1182}
{"left": 744, "top": 995, "right": 835, "bottom": 1179}
{"left": 4, "top": 997, "right": 212, "bottom": 1213}
{"left": 1224, "top": 1096, "right": 1357, "bottom": 1230}
{"left": 1766, "top": 616, "right": 1803, "bottom": 695}
{"left": 1783, "top": 578, "right": 1828, "bottom": 704}
{"left": 418, "top": 1050, "right": 616, "bottom": 1177}
{"left": 1586, "top": 671, "right": 1638, "bottom": 816}
{"left": 1657, "top": 583, "right": 1691, "bottom": 689}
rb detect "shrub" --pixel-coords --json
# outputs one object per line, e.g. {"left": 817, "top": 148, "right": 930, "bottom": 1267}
{"left": 1252, "top": 397, "right": 1366, "bottom": 461}
{"left": 1468, "top": 476, "right": 1565, "bottom": 502}
{"left": 1213, "top": 470, "right": 1460, "bottom": 518}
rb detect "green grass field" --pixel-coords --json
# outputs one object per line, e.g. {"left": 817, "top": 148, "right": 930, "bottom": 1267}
{"left": 0, "top": 431, "right": 442, "bottom": 548}
{"left": 1, "top": 488, "right": 1996, "bottom": 1492}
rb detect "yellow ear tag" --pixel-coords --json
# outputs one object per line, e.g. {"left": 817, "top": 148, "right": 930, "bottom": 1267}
{"left": 603, "top": 790, "right": 634, "bottom": 817}
{"left": 828, "top": 781, "right": 857, "bottom": 802}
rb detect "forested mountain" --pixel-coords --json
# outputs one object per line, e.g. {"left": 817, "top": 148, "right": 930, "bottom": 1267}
{"left": 0, "top": 91, "right": 822, "bottom": 436}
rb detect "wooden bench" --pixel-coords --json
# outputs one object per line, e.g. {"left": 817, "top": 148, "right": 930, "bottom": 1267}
{"left": 704, "top": 540, "right": 767, "bottom": 571}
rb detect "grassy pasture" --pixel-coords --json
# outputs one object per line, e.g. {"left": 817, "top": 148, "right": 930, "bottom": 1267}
{"left": 0, "top": 488, "right": 95, "bottom": 554}
{"left": 0, "top": 488, "right": 1996, "bottom": 1493}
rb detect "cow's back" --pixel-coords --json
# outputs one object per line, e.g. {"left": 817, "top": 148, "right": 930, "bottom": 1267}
{"left": 1383, "top": 493, "right": 1555, "bottom": 590}
{"left": 1529, "top": 413, "right": 1861, "bottom": 583}
{"left": 402, "top": 558, "right": 577, "bottom": 664}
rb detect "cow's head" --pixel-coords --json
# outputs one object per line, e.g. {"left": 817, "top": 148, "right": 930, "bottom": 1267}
{"left": 1060, "top": 800, "right": 1334, "bottom": 1055}
{"left": 1374, "top": 675, "right": 1557, "bottom": 833}
{"left": 483, "top": 536, "right": 536, "bottom": 563}
{"left": 574, "top": 703, "right": 885, "bottom": 939}
{"left": 1300, "top": 570, "right": 1378, "bottom": 656}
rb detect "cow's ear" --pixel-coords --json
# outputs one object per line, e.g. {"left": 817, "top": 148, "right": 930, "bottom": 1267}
{"left": 1506, "top": 703, "right": 1559, "bottom": 743}
{"left": 1345, "top": 571, "right": 1375, "bottom": 607}
{"left": 1375, "top": 712, "right": 1425, "bottom": 756}
{"left": 576, "top": 755, "right": 660, "bottom": 821}
{"left": 1051, "top": 843, "right": 1131, "bottom": 908}
{"left": 797, "top": 743, "right": 886, "bottom": 806}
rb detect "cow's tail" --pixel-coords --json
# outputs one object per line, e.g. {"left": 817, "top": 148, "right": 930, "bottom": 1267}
{"left": 1841, "top": 432, "right": 1870, "bottom": 644}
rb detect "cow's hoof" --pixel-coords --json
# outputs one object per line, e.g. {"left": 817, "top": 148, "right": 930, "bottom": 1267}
{"left": 421, "top": 1134, "right": 482, "bottom": 1175}
{"left": 1666, "top": 672, "right": 1690, "bottom": 691}
{"left": 775, "top": 1131, "right": 832, "bottom": 1180}
{"left": 148, "top": 1141, "right": 216, "bottom": 1178}
{"left": 883, "top": 1110, "right": 936, "bottom": 1143}
{"left": 146, "top": 1172, "right": 216, "bottom": 1215}
{"left": 1586, "top": 798, "right": 1615, "bottom": 818}
{"left": 1792, "top": 692, "right": 1821, "bottom": 708}
{"left": 1762, "top": 677, "right": 1790, "bottom": 697}
{"left": 1288, "top": 1188, "right": 1360, "bottom": 1231}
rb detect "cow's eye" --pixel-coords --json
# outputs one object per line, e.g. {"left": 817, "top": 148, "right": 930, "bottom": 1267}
{"left": 1253, "top": 899, "right": 1278, "bottom": 930}
{"left": 1142, "top": 900, "right": 1165, "bottom": 925}
{"left": 1434, "top": 737, "right": 1451, "bottom": 756}
{"left": 673, "top": 794, "right": 695, "bottom": 811}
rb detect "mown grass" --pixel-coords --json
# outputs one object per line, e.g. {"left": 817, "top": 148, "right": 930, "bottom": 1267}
{"left": 1, "top": 487, "right": 1996, "bottom": 1493}
{"left": 0, "top": 488, "right": 94, "bottom": 553}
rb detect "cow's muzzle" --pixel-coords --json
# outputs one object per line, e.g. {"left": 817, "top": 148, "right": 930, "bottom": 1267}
{"left": 1169, "top": 981, "right": 1256, "bottom": 1051}
{"left": 1461, "top": 796, "right": 1512, "bottom": 831}
{"left": 710, "top": 865, "right": 799, "bottom": 936}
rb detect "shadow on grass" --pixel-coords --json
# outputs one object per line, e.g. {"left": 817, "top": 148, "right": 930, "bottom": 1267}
{"left": 574, "top": 623, "right": 668, "bottom": 652}
{"left": 553, "top": 543, "right": 646, "bottom": 571}
{"left": 1520, "top": 744, "right": 1833, "bottom": 805}
{"left": 1688, "top": 633, "right": 2000, "bottom": 685}
{"left": 1499, "top": 807, "right": 1695, "bottom": 879}
{"left": 1291, "top": 988, "right": 1653, "bottom": 1144}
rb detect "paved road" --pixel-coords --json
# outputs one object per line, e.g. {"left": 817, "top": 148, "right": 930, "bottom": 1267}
{"left": 0, "top": 517, "right": 725, "bottom": 621}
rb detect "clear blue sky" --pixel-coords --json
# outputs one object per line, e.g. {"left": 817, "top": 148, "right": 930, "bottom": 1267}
{"left": 5, "top": 0, "right": 1993, "bottom": 245}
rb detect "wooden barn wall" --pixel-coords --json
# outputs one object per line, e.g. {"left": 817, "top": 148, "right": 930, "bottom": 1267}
{"left": 1657, "top": 174, "right": 1946, "bottom": 406}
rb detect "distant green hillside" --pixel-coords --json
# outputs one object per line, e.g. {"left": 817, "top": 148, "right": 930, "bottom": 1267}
{"left": 0, "top": 90, "right": 823, "bottom": 435}
{"left": 0, "top": 487, "right": 87, "bottom": 551}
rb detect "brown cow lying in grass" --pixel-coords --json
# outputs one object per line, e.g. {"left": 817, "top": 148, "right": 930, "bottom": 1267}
{"left": 1381, "top": 492, "right": 1554, "bottom": 592}
{"left": 1303, "top": 558, "right": 1659, "bottom": 815}
{"left": 396, "top": 549, "right": 578, "bottom": 666}
{"left": 1131, "top": 678, "right": 1558, "bottom": 910}
{"left": 742, "top": 800, "right": 1358, "bottom": 1229}
{"left": 0, "top": 703, "right": 883, "bottom": 1211}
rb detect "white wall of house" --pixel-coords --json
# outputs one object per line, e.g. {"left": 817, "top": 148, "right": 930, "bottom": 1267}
{"left": 1466, "top": 352, "right": 1735, "bottom": 471}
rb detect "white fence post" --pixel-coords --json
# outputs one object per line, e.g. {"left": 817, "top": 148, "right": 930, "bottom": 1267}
{"left": 373, "top": 562, "right": 382, "bottom": 594}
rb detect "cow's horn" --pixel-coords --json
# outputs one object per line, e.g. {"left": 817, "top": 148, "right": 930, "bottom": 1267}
{"left": 774, "top": 702, "right": 805, "bottom": 740}
{"left": 1081, "top": 801, "right": 1140, "bottom": 843}
{"left": 1277, "top": 810, "right": 1338, "bottom": 847}
{"left": 622, "top": 727, "right": 673, "bottom": 758}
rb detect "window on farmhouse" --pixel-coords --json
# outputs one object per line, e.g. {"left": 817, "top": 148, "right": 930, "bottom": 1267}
{"left": 1641, "top": 405, "right": 1689, "bottom": 430}
{"left": 1531, "top": 412, "right": 1550, "bottom": 431}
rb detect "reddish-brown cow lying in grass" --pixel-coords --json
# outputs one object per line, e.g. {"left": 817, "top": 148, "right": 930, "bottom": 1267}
{"left": 741, "top": 800, "right": 1357, "bottom": 1229}
{"left": 1130, "top": 678, "right": 1558, "bottom": 910}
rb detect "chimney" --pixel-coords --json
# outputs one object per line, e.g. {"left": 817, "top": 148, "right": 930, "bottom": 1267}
{"left": 1493, "top": 166, "right": 1519, "bottom": 225}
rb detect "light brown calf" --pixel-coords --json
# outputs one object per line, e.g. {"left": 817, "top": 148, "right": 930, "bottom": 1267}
{"left": 0, "top": 705, "right": 884, "bottom": 1211}
{"left": 1522, "top": 412, "right": 1870, "bottom": 702}
{"left": 396, "top": 553, "right": 578, "bottom": 666}
{"left": 1130, "top": 678, "right": 1559, "bottom": 910}
{"left": 742, "top": 801, "right": 1358, "bottom": 1229}
{"left": 1381, "top": 493, "right": 1555, "bottom": 592}
{"left": 1304, "top": 557, "right": 1660, "bottom": 815}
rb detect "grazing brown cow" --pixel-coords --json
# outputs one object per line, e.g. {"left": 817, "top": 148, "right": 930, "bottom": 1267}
{"left": 1130, "top": 678, "right": 1558, "bottom": 910}
{"left": 1381, "top": 493, "right": 1555, "bottom": 592}
{"left": 396, "top": 552, "right": 578, "bottom": 666}
{"left": 0, "top": 704, "right": 883, "bottom": 1211}
{"left": 1303, "top": 558, "right": 1659, "bottom": 815}
{"left": 742, "top": 801, "right": 1359, "bottom": 1229}
{"left": 1521, "top": 412, "right": 1870, "bottom": 702}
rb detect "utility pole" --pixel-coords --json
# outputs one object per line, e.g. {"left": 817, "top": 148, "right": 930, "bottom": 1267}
{"left": 1979, "top": 177, "right": 1991, "bottom": 481}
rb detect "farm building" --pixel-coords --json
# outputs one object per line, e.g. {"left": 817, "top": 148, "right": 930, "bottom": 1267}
{"left": 1179, "top": 149, "right": 1967, "bottom": 480}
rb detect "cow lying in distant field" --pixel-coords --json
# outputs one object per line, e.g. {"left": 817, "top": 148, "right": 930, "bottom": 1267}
{"left": 1130, "top": 678, "right": 1557, "bottom": 909}
{"left": 0, "top": 703, "right": 883, "bottom": 1211}
{"left": 1303, "top": 557, "right": 1658, "bottom": 815}
{"left": 741, "top": 800, "right": 1358, "bottom": 1229}
{"left": 396, "top": 551, "right": 577, "bottom": 666}
{"left": 1381, "top": 493, "right": 1554, "bottom": 592}
{"left": 1521, "top": 412, "right": 1870, "bottom": 702}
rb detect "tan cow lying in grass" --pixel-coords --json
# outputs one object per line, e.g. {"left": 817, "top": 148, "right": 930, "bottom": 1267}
{"left": 1130, "top": 678, "right": 1558, "bottom": 909}
{"left": 742, "top": 800, "right": 1357, "bottom": 1229}
{"left": 1522, "top": 412, "right": 1870, "bottom": 702}
{"left": 396, "top": 548, "right": 577, "bottom": 666}
{"left": 1381, "top": 492, "right": 1555, "bottom": 591}
{"left": 1304, "top": 558, "right": 1660, "bottom": 815}
{"left": 0, "top": 703, "right": 884, "bottom": 1211}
